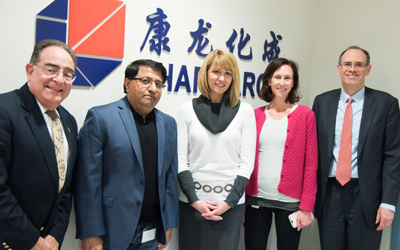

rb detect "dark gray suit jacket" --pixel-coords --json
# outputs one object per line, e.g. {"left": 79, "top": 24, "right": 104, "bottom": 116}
{"left": 313, "top": 87, "right": 400, "bottom": 228}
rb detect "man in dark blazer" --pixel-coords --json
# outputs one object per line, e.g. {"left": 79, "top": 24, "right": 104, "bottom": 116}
{"left": 0, "top": 39, "right": 78, "bottom": 250}
{"left": 74, "top": 59, "right": 178, "bottom": 250}
{"left": 313, "top": 46, "right": 400, "bottom": 249}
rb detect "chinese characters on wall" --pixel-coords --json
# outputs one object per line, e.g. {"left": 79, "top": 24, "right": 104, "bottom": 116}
{"left": 140, "top": 8, "right": 283, "bottom": 97}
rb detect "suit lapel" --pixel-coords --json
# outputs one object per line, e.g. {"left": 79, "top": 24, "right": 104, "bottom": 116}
{"left": 358, "top": 87, "right": 376, "bottom": 156}
{"left": 327, "top": 91, "right": 341, "bottom": 156}
{"left": 20, "top": 84, "right": 59, "bottom": 192}
{"left": 155, "top": 109, "right": 165, "bottom": 177}
{"left": 118, "top": 97, "right": 144, "bottom": 172}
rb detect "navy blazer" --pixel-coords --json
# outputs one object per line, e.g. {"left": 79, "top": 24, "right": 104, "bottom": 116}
{"left": 74, "top": 97, "right": 179, "bottom": 250}
{"left": 0, "top": 83, "right": 78, "bottom": 249}
{"left": 312, "top": 87, "right": 400, "bottom": 228}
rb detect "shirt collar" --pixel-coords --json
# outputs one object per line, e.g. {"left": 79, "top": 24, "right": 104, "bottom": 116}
{"left": 340, "top": 86, "right": 365, "bottom": 104}
{"left": 131, "top": 107, "right": 155, "bottom": 119}
{"left": 35, "top": 98, "right": 60, "bottom": 117}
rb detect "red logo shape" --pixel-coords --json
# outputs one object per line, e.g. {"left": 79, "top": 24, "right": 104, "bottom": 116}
{"left": 35, "top": 0, "right": 126, "bottom": 87}
{"left": 69, "top": 0, "right": 125, "bottom": 58}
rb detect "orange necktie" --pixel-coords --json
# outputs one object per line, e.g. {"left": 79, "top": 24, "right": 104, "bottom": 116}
{"left": 336, "top": 97, "right": 353, "bottom": 186}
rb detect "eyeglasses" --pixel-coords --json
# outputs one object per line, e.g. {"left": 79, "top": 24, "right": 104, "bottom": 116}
{"left": 35, "top": 64, "right": 76, "bottom": 82}
{"left": 340, "top": 62, "right": 367, "bottom": 70}
{"left": 130, "top": 77, "right": 165, "bottom": 89}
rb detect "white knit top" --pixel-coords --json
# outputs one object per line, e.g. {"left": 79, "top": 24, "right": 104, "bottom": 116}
{"left": 177, "top": 100, "right": 256, "bottom": 204}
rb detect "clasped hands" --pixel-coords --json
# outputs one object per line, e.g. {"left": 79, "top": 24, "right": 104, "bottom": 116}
{"left": 191, "top": 200, "right": 231, "bottom": 221}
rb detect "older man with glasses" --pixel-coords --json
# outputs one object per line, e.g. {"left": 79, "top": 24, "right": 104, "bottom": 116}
{"left": 0, "top": 39, "right": 78, "bottom": 250}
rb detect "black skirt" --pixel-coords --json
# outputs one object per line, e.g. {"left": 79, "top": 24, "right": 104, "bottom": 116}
{"left": 179, "top": 201, "right": 245, "bottom": 250}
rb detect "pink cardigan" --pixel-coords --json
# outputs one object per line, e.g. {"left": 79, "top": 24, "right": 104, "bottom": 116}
{"left": 245, "top": 105, "right": 318, "bottom": 212}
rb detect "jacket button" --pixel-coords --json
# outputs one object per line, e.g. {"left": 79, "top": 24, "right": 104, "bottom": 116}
{"left": 140, "top": 180, "right": 144, "bottom": 185}
{"left": 137, "top": 201, "right": 141, "bottom": 206}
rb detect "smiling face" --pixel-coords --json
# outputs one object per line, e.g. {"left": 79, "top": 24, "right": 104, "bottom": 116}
{"left": 269, "top": 64, "right": 294, "bottom": 101}
{"left": 207, "top": 63, "right": 233, "bottom": 103}
{"left": 337, "top": 49, "right": 371, "bottom": 95}
{"left": 26, "top": 46, "right": 75, "bottom": 110}
{"left": 124, "top": 65, "right": 162, "bottom": 117}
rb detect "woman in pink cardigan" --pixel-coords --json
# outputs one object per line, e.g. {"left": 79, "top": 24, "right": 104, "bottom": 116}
{"left": 244, "top": 58, "right": 318, "bottom": 250}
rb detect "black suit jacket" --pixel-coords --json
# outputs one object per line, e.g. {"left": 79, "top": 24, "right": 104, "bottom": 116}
{"left": 0, "top": 84, "right": 77, "bottom": 249}
{"left": 312, "top": 87, "right": 400, "bottom": 228}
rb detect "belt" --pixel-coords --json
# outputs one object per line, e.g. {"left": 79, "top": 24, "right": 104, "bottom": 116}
{"left": 194, "top": 181, "right": 233, "bottom": 193}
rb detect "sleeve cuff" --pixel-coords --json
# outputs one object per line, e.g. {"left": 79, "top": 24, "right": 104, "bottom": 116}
{"left": 380, "top": 203, "right": 396, "bottom": 212}
{"left": 225, "top": 175, "right": 248, "bottom": 208}
{"left": 178, "top": 170, "right": 199, "bottom": 204}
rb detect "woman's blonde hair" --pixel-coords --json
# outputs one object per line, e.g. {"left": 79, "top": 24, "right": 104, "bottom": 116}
{"left": 197, "top": 49, "right": 240, "bottom": 107}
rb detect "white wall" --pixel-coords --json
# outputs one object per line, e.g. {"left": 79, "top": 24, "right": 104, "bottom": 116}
{"left": 309, "top": 0, "right": 400, "bottom": 249}
{"left": 0, "top": 0, "right": 396, "bottom": 249}
{"left": 309, "top": 0, "right": 400, "bottom": 104}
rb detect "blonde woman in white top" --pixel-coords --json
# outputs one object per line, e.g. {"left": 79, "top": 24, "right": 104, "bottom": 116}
{"left": 177, "top": 49, "right": 256, "bottom": 250}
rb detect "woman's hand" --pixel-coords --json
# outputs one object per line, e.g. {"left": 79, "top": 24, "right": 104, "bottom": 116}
{"left": 191, "top": 200, "right": 216, "bottom": 213}
{"left": 200, "top": 201, "right": 231, "bottom": 221}
{"left": 192, "top": 200, "right": 223, "bottom": 221}
{"left": 296, "top": 210, "right": 313, "bottom": 231}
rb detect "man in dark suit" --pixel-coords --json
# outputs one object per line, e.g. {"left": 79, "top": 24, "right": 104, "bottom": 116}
{"left": 0, "top": 39, "right": 78, "bottom": 250}
{"left": 313, "top": 45, "right": 400, "bottom": 249}
{"left": 74, "top": 59, "right": 178, "bottom": 250}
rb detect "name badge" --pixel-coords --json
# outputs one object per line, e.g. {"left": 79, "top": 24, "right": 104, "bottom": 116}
{"left": 142, "top": 228, "right": 156, "bottom": 243}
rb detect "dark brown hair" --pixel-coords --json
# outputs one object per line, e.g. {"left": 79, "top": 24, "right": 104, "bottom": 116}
{"left": 259, "top": 57, "right": 301, "bottom": 104}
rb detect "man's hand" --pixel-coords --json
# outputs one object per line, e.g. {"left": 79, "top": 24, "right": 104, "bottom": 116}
{"left": 376, "top": 207, "right": 394, "bottom": 231}
{"left": 82, "top": 236, "right": 103, "bottom": 250}
{"left": 44, "top": 235, "right": 59, "bottom": 250}
{"left": 31, "top": 237, "right": 57, "bottom": 250}
{"left": 157, "top": 227, "right": 172, "bottom": 250}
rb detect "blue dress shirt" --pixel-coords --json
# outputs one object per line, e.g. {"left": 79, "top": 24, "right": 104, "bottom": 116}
{"left": 330, "top": 86, "right": 395, "bottom": 212}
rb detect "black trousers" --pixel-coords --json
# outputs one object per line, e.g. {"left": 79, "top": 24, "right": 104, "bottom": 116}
{"left": 244, "top": 205, "right": 301, "bottom": 250}
{"left": 318, "top": 178, "right": 382, "bottom": 250}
